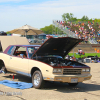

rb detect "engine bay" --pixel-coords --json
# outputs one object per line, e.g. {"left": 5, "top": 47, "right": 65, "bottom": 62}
{"left": 33, "top": 56, "right": 87, "bottom": 67}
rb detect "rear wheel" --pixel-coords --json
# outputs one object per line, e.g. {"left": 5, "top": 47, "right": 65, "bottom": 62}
{"left": 2, "top": 67, "right": 7, "bottom": 73}
{"left": 0, "top": 61, "right": 7, "bottom": 73}
{"left": 68, "top": 83, "right": 78, "bottom": 86}
{"left": 32, "top": 70, "right": 44, "bottom": 89}
{"left": 0, "top": 66, "right": 7, "bottom": 73}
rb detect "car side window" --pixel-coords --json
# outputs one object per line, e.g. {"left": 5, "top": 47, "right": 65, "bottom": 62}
{"left": 7, "top": 46, "right": 14, "bottom": 55}
{"left": 28, "top": 47, "right": 35, "bottom": 58}
{"left": 13, "top": 46, "right": 27, "bottom": 58}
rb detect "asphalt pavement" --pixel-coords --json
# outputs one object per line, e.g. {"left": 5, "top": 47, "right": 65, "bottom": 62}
{"left": 0, "top": 63, "right": 100, "bottom": 100}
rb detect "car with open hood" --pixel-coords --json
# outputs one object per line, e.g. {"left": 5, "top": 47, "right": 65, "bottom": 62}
{"left": 0, "top": 36, "right": 92, "bottom": 89}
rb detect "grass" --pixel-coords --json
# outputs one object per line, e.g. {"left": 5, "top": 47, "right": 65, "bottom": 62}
{"left": 68, "top": 53, "right": 100, "bottom": 58}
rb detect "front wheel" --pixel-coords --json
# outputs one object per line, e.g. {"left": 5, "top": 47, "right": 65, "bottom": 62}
{"left": 68, "top": 83, "right": 78, "bottom": 86}
{"left": 32, "top": 70, "right": 44, "bottom": 89}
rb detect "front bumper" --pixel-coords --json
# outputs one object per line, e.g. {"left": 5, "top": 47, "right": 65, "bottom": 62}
{"left": 53, "top": 74, "right": 92, "bottom": 83}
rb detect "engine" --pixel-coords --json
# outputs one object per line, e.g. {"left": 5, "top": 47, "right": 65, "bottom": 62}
{"left": 33, "top": 56, "right": 85, "bottom": 67}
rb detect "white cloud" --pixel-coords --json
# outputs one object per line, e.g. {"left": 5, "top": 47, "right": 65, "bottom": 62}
{"left": 0, "top": 0, "right": 100, "bottom": 31}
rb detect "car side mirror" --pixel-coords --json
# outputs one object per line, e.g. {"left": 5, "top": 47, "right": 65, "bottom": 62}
{"left": 20, "top": 54, "right": 24, "bottom": 59}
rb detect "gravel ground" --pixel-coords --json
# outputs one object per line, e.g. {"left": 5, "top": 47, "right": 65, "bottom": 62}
{"left": 0, "top": 63, "right": 100, "bottom": 100}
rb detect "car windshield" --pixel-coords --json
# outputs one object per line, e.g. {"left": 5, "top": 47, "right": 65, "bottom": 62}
{"left": 27, "top": 46, "right": 40, "bottom": 58}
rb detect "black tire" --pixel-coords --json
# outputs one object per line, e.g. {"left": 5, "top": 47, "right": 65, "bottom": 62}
{"left": 68, "top": 83, "right": 78, "bottom": 86}
{"left": 0, "top": 66, "right": 7, "bottom": 73}
{"left": 32, "top": 70, "right": 44, "bottom": 89}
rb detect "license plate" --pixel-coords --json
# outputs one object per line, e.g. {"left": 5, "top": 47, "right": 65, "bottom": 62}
{"left": 71, "top": 78, "right": 78, "bottom": 83}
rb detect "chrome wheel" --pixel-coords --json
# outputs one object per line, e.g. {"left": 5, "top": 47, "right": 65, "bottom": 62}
{"left": 32, "top": 70, "right": 44, "bottom": 89}
{"left": 33, "top": 73, "right": 40, "bottom": 86}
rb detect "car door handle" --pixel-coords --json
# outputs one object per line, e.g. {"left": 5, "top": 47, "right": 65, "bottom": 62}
{"left": 10, "top": 57, "right": 12, "bottom": 59}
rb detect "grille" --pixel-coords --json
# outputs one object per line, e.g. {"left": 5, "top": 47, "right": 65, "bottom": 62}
{"left": 63, "top": 69, "right": 82, "bottom": 75}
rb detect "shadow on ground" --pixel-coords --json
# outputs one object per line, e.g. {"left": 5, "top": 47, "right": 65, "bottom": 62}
{"left": 43, "top": 81, "right": 100, "bottom": 94}
{"left": 2, "top": 73, "right": 32, "bottom": 83}
{"left": 2, "top": 73, "right": 100, "bottom": 94}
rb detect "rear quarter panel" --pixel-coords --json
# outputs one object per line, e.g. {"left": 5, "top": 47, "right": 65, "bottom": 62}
{"left": 0, "top": 53, "right": 10, "bottom": 68}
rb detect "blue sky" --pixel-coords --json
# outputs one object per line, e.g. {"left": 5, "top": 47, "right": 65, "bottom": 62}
{"left": 0, "top": 0, "right": 100, "bottom": 32}
{"left": 0, "top": 0, "right": 53, "bottom": 5}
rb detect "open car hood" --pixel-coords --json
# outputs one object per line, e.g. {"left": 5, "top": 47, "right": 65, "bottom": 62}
{"left": 33, "top": 37, "right": 83, "bottom": 58}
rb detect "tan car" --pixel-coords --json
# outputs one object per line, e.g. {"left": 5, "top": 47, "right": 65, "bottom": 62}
{"left": 0, "top": 36, "right": 92, "bottom": 89}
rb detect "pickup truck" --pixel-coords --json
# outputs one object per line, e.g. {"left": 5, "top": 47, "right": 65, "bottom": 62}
{"left": 0, "top": 36, "right": 92, "bottom": 89}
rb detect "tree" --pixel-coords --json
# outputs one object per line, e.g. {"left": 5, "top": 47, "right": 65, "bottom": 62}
{"left": 62, "top": 13, "right": 77, "bottom": 22}
{"left": 40, "top": 24, "right": 64, "bottom": 35}
{"left": 68, "top": 13, "right": 74, "bottom": 21}
{"left": 94, "top": 18, "right": 100, "bottom": 23}
{"left": 72, "top": 17, "right": 77, "bottom": 22}
{"left": 40, "top": 25, "right": 53, "bottom": 34}
{"left": 62, "top": 13, "right": 67, "bottom": 21}
{"left": 6, "top": 32, "right": 12, "bottom": 34}
{"left": 81, "top": 15, "right": 89, "bottom": 21}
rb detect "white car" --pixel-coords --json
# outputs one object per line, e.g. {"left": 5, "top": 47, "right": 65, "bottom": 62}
{"left": 0, "top": 36, "right": 92, "bottom": 89}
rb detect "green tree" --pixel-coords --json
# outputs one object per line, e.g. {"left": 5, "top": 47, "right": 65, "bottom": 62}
{"left": 6, "top": 32, "right": 12, "bottom": 34}
{"left": 62, "top": 13, "right": 77, "bottom": 22}
{"left": 72, "top": 17, "right": 77, "bottom": 22}
{"left": 94, "top": 18, "right": 100, "bottom": 23}
{"left": 40, "top": 24, "right": 64, "bottom": 35}
{"left": 40, "top": 25, "right": 53, "bottom": 34}
{"left": 89, "top": 18, "right": 93, "bottom": 22}
{"left": 81, "top": 15, "right": 89, "bottom": 21}
{"left": 62, "top": 13, "right": 67, "bottom": 21}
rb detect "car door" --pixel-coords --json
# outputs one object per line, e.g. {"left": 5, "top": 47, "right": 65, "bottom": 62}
{"left": 8, "top": 46, "right": 29, "bottom": 76}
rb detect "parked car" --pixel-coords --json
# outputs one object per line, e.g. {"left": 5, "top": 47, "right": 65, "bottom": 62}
{"left": 0, "top": 36, "right": 92, "bottom": 89}
{"left": 0, "top": 31, "right": 7, "bottom": 36}
{"left": 84, "top": 56, "right": 99, "bottom": 63}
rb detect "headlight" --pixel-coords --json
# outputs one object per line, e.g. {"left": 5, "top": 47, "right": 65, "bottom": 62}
{"left": 86, "top": 68, "right": 90, "bottom": 72}
{"left": 82, "top": 68, "right": 90, "bottom": 72}
{"left": 82, "top": 68, "right": 86, "bottom": 72}
{"left": 53, "top": 69, "right": 57, "bottom": 72}
{"left": 53, "top": 68, "right": 62, "bottom": 73}
{"left": 58, "top": 69, "right": 62, "bottom": 72}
